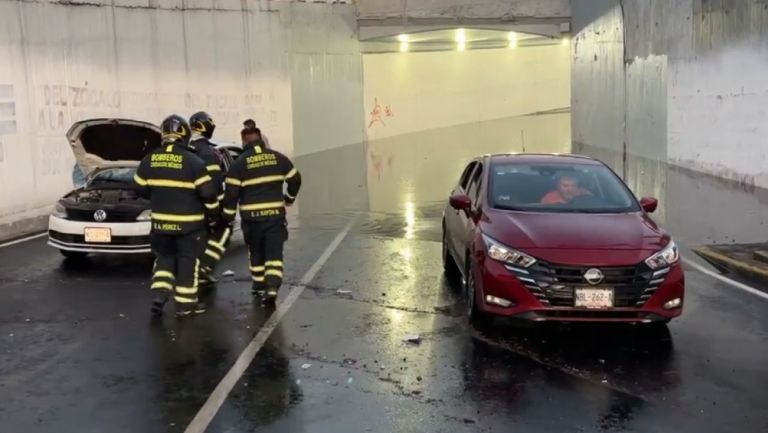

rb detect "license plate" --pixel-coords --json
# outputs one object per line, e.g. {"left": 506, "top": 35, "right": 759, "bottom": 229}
{"left": 84, "top": 227, "right": 112, "bottom": 243}
{"left": 574, "top": 288, "right": 614, "bottom": 309}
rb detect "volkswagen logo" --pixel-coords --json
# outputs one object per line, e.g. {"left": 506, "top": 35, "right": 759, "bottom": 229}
{"left": 584, "top": 268, "right": 604, "bottom": 285}
{"left": 93, "top": 210, "right": 107, "bottom": 222}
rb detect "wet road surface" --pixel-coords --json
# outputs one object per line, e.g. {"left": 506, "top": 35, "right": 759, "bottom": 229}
{"left": 2, "top": 151, "right": 768, "bottom": 433}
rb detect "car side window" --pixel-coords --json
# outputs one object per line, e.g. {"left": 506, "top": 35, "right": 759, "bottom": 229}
{"left": 459, "top": 162, "right": 477, "bottom": 191}
{"left": 467, "top": 163, "right": 484, "bottom": 205}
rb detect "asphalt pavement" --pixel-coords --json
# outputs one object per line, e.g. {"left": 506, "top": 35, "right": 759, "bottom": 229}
{"left": 1, "top": 152, "right": 768, "bottom": 433}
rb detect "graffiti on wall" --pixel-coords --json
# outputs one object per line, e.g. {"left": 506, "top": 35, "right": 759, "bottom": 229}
{"left": 368, "top": 97, "right": 394, "bottom": 129}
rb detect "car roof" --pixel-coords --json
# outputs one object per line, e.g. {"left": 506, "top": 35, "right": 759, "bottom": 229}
{"left": 483, "top": 153, "right": 603, "bottom": 165}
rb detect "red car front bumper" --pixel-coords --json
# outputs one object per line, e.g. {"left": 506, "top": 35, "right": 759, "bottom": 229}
{"left": 474, "top": 256, "right": 684, "bottom": 323}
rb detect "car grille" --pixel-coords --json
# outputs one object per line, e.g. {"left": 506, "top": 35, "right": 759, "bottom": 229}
{"left": 65, "top": 208, "right": 142, "bottom": 222}
{"left": 507, "top": 261, "right": 670, "bottom": 308}
{"left": 49, "top": 231, "right": 150, "bottom": 246}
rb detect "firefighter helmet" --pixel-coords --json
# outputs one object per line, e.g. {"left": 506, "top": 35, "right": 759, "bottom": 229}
{"left": 160, "top": 115, "right": 191, "bottom": 147}
{"left": 190, "top": 111, "right": 216, "bottom": 139}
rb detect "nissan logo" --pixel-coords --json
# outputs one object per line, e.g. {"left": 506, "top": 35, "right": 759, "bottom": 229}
{"left": 93, "top": 210, "right": 107, "bottom": 222}
{"left": 584, "top": 268, "right": 604, "bottom": 285}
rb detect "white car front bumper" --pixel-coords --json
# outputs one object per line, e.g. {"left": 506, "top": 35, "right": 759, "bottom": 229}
{"left": 48, "top": 215, "right": 152, "bottom": 254}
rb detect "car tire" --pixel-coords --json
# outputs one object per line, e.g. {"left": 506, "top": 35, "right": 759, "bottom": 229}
{"left": 465, "top": 261, "right": 492, "bottom": 326}
{"left": 60, "top": 250, "right": 87, "bottom": 260}
{"left": 442, "top": 225, "right": 460, "bottom": 279}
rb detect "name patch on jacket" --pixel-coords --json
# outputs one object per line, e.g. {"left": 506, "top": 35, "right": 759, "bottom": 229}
{"left": 246, "top": 153, "right": 277, "bottom": 169}
{"left": 151, "top": 153, "right": 183, "bottom": 169}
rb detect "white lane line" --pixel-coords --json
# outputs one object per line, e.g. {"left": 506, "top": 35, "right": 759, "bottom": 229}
{"left": 682, "top": 257, "right": 768, "bottom": 301}
{"left": 184, "top": 219, "right": 356, "bottom": 433}
{"left": 0, "top": 232, "right": 47, "bottom": 249}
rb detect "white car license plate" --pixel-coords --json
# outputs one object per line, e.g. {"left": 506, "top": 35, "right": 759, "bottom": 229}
{"left": 574, "top": 288, "right": 614, "bottom": 309}
{"left": 84, "top": 227, "right": 112, "bottom": 243}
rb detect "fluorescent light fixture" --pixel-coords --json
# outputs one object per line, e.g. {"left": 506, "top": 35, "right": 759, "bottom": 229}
{"left": 397, "top": 34, "right": 409, "bottom": 43}
{"left": 508, "top": 32, "right": 518, "bottom": 48}
{"left": 456, "top": 28, "right": 466, "bottom": 43}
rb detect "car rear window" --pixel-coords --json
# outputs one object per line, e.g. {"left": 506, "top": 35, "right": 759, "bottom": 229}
{"left": 489, "top": 162, "right": 640, "bottom": 213}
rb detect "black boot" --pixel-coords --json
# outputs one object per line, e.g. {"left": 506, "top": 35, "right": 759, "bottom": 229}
{"left": 263, "top": 288, "right": 278, "bottom": 304}
{"left": 251, "top": 282, "right": 266, "bottom": 297}
{"left": 151, "top": 292, "right": 169, "bottom": 316}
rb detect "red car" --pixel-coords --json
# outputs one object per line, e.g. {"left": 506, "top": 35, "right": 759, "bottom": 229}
{"left": 442, "top": 154, "right": 683, "bottom": 325}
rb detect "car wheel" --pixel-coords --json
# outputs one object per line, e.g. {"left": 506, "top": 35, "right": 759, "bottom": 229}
{"left": 442, "top": 226, "right": 459, "bottom": 278}
{"left": 465, "top": 261, "right": 492, "bottom": 326}
{"left": 60, "top": 250, "right": 87, "bottom": 260}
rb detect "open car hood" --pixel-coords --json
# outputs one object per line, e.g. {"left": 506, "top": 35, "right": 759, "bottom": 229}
{"left": 67, "top": 118, "right": 161, "bottom": 175}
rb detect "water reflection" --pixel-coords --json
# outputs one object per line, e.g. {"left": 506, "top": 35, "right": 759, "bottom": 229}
{"left": 461, "top": 321, "right": 678, "bottom": 430}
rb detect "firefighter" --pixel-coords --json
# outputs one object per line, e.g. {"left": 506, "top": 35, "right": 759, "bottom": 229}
{"left": 189, "top": 111, "right": 231, "bottom": 288}
{"left": 133, "top": 115, "right": 222, "bottom": 317}
{"left": 222, "top": 120, "right": 301, "bottom": 303}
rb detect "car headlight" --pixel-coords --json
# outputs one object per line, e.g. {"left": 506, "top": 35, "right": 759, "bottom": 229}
{"left": 645, "top": 240, "right": 679, "bottom": 270}
{"left": 52, "top": 202, "right": 67, "bottom": 218}
{"left": 136, "top": 210, "right": 152, "bottom": 221}
{"left": 482, "top": 234, "right": 537, "bottom": 268}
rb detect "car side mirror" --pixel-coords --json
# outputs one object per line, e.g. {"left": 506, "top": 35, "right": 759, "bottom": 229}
{"left": 640, "top": 197, "right": 658, "bottom": 213}
{"left": 449, "top": 194, "right": 472, "bottom": 211}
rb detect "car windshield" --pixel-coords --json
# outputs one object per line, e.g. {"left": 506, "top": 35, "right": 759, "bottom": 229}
{"left": 89, "top": 167, "right": 137, "bottom": 185}
{"left": 489, "top": 162, "right": 640, "bottom": 213}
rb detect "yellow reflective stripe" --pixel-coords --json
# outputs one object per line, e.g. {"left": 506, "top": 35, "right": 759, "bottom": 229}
{"left": 285, "top": 193, "right": 296, "bottom": 200}
{"left": 286, "top": 168, "right": 298, "bottom": 179}
{"left": 250, "top": 266, "right": 266, "bottom": 272}
{"left": 152, "top": 213, "right": 205, "bottom": 222}
{"left": 205, "top": 249, "right": 222, "bottom": 260}
{"left": 265, "top": 269, "right": 283, "bottom": 278}
{"left": 193, "top": 259, "right": 199, "bottom": 290}
{"left": 204, "top": 201, "right": 219, "bottom": 210}
{"left": 252, "top": 276, "right": 265, "bottom": 282}
{"left": 217, "top": 194, "right": 225, "bottom": 201}
{"left": 225, "top": 178, "right": 242, "bottom": 186}
{"left": 154, "top": 271, "right": 175, "bottom": 280}
{"left": 151, "top": 282, "right": 173, "bottom": 291}
{"left": 241, "top": 202, "right": 284, "bottom": 211}
{"left": 133, "top": 174, "right": 148, "bottom": 186}
{"left": 223, "top": 208, "right": 237, "bottom": 216}
{"left": 206, "top": 164, "right": 222, "bottom": 172}
{"left": 242, "top": 175, "right": 285, "bottom": 187}
{"left": 176, "top": 286, "right": 197, "bottom": 295}
{"left": 209, "top": 229, "right": 231, "bottom": 250}
{"left": 265, "top": 260, "right": 283, "bottom": 267}
{"left": 174, "top": 296, "right": 197, "bottom": 304}
{"left": 146, "top": 179, "right": 195, "bottom": 189}
{"left": 194, "top": 175, "right": 212, "bottom": 186}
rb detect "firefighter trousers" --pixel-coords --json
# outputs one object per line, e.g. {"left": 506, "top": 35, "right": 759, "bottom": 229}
{"left": 201, "top": 224, "right": 232, "bottom": 275}
{"left": 242, "top": 219, "right": 288, "bottom": 292}
{"left": 150, "top": 229, "right": 207, "bottom": 306}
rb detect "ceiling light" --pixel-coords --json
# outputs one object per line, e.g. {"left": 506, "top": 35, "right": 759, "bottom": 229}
{"left": 398, "top": 34, "right": 409, "bottom": 43}
{"left": 456, "top": 28, "right": 466, "bottom": 43}
{"left": 457, "top": 41, "right": 466, "bottom": 51}
{"left": 400, "top": 42, "right": 409, "bottom": 52}
{"left": 508, "top": 32, "right": 518, "bottom": 48}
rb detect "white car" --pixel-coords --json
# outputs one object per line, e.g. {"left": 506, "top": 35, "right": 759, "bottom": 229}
{"left": 48, "top": 118, "right": 238, "bottom": 259}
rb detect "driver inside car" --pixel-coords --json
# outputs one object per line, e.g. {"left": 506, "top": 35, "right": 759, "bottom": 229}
{"left": 540, "top": 174, "right": 593, "bottom": 204}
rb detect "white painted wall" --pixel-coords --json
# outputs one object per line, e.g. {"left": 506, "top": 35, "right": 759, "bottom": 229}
{"left": 362, "top": 45, "right": 571, "bottom": 210}
{"left": 0, "top": 0, "right": 361, "bottom": 238}
{"left": 572, "top": 0, "right": 768, "bottom": 189}
{"left": 364, "top": 45, "right": 571, "bottom": 141}
{"left": 668, "top": 43, "right": 768, "bottom": 186}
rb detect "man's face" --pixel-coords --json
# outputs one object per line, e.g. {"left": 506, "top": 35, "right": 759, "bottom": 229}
{"left": 243, "top": 131, "right": 261, "bottom": 144}
{"left": 558, "top": 176, "right": 579, "bottom": 201}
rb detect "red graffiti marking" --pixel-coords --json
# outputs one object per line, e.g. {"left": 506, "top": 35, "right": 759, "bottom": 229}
{"left": 368, "top": 97, "right": 394, "bottom": 129}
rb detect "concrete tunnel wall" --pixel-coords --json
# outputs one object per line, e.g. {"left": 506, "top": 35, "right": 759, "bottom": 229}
{"left": 572, "top": 0, "right": 768, "bottom": 193}
{"left": 0, "top": 0, "right": 364, "bottom": 241}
